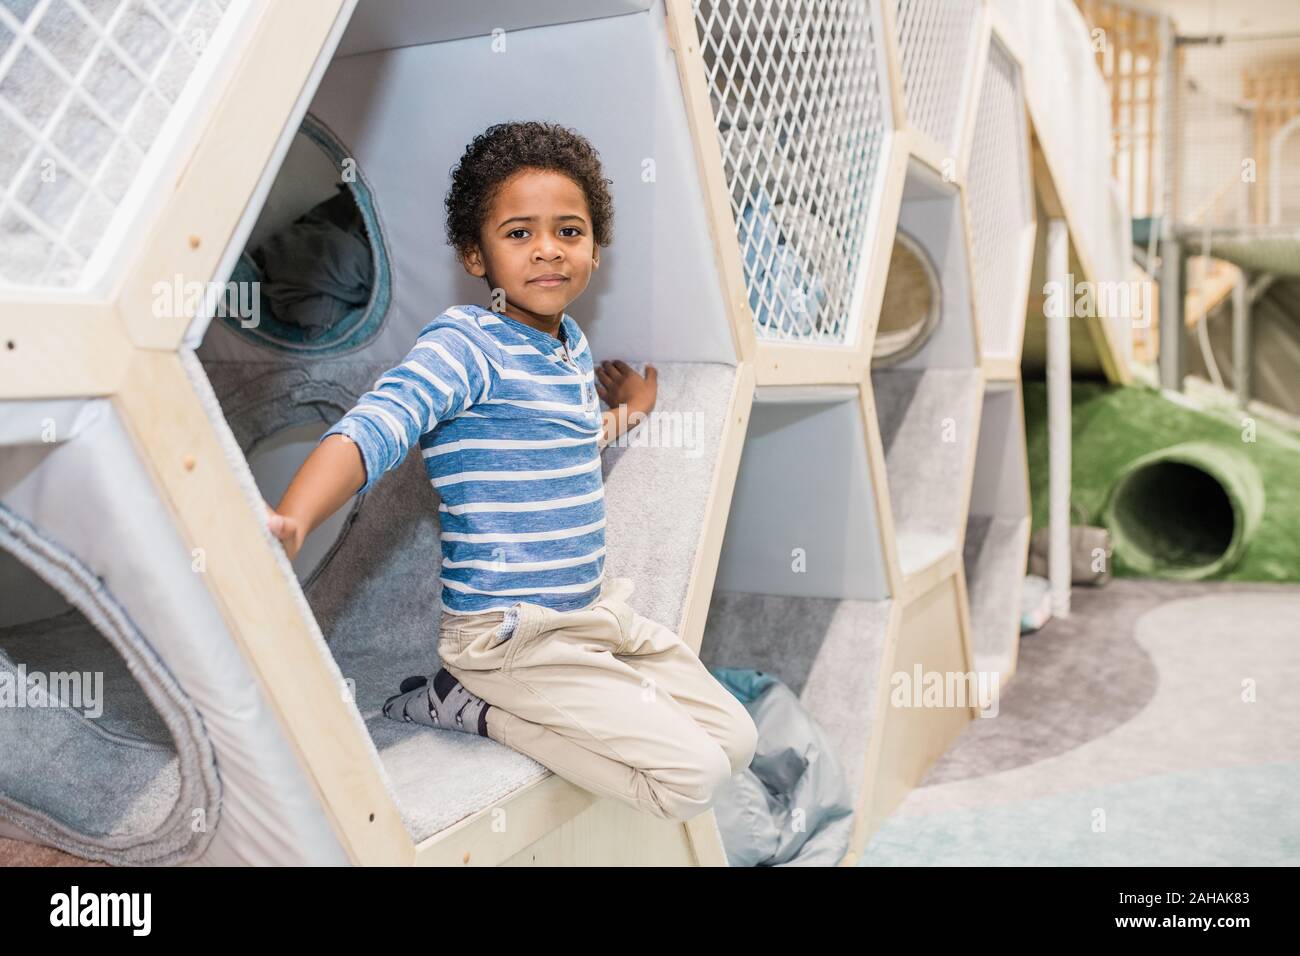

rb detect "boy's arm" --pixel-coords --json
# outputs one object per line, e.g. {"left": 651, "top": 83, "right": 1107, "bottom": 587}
{"left": 269, "top": 434, "right": 367, "bottom": 558}
{"left": 268, "top": 322, "right": 494, "bottom": 558}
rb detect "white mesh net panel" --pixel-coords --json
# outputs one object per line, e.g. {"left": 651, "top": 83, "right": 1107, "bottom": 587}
{"left": 891, "top": 0, "right": 981, "bottom": 156}
{"left": 693, "top": 0, "right": 888, "bottom": 345}
{"left": 0, "top": 0, "right": 232, "bottom": 290}
{"left": 966, "top": 35, "right": 1032, "bottom": 360}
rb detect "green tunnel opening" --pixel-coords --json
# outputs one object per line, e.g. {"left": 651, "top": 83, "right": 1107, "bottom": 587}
{"left": 1104, "top": 442, "right": 1264, "bottom": 581}
{"left": 1110, "top": 461, "right": 1235, "bottom": 573}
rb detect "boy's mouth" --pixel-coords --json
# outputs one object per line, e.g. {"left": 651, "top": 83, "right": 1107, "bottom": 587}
{"left": 529, "top": 274, "right": 569, "bottom": 288}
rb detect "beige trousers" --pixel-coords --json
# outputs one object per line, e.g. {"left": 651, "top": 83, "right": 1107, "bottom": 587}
{"left": 436, "top": 575, "right": 758, "bottom": 822}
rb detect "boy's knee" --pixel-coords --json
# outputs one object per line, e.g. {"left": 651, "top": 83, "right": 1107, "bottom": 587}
{"left": 643, "top": 708, "right": 760, "bottom": 822}
{"left": 718, "top": 705, "right": 759, "bottom": 775}
{"left": 686, "top": 746, "right": 741, "bottom": 821}
{"left": 648, "top": 747, "right": 735, "bottom": 823}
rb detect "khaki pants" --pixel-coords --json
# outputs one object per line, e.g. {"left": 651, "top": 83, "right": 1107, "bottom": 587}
{"left": 436, "top": 576, "right": 758, "bottom": 822}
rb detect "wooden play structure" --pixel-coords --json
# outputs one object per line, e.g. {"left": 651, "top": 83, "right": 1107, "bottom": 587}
{"left": 0, "top": 0, "right": 1118, "bottom": 866}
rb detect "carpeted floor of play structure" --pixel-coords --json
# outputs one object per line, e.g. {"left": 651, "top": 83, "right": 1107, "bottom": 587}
{"left": 860, "top": 578, "right": 1300, "bottom": 866}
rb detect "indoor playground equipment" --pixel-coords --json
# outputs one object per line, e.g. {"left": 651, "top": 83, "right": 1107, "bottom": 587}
{"left": 0, "top": 0, "right": 1117, "bottom": 866}
{"left": 1023, "top": 381, "right": 1300, "bottom": 586}
{"left": 1022, "top": 0, "right": 1300, "bottom": 590}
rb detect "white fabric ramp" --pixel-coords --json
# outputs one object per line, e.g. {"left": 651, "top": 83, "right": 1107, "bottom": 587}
{"left": 599, "top": 363, "right": 741, "bottom": 631}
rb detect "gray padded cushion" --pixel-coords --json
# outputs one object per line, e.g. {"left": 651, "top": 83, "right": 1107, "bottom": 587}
{"left": 962, "top": 514, "right": 1029, "bottom": 670}
{"left": 0, "top": 607, "right": 169, "bottom": 744}
{"left": 600, "top": 362, "right": 737, "bottom": 631}
{"left": 203, "top": 357, "right": 389, "bottom": 451}
{"left": 872, "top": 368, "right": 982, "bottom": 575}
{"left": 0, "top": 506, "right": 220, "bottom": 866}
{"left": 0, "top": 613, "right": 180, "bottom": 844}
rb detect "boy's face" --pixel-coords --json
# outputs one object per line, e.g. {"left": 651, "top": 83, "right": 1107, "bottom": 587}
{"left": 461, "top": 168, "right": 600, "bottom": 330}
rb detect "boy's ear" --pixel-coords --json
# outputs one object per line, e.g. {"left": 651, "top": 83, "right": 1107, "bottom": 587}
{"left": 592, "top": 247, "right": 600, "bottom": 270}
{"left": 461, "top": 245, "right": 487, "bottom": 278}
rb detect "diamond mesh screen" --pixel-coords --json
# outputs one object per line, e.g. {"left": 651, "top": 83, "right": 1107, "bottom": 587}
{"left": 693, "top": 0, "right": 888, "bottom": 345}
{"left": 966, "top": 35, "right": 1032, "bottom": 359}
{"left": 0, "top": 0, "right": 233, "bottom": 289}
{"left": 891, "top": 0, "right": 981, "bottom": 155}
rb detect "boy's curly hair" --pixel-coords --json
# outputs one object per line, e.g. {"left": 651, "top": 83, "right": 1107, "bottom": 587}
{"left": 444, "top": 121, "right": 614, "bottom": 261}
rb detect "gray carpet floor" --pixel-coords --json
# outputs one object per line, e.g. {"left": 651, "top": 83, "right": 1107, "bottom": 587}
{"left": 862, "top": 578, "right": 1300, "bottom": 865}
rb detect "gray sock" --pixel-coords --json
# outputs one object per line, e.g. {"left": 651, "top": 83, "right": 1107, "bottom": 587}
{"left": 382, "top": 667, "right": 492, "bottom": 737}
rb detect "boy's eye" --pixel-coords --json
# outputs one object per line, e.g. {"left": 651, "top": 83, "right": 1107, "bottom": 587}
{"left": 505, "top": 226, "right": 582, "bottom": 239}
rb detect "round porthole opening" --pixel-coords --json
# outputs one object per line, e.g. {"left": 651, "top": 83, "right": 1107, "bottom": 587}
{"left": 0, "top": 507, "right": 219, "bottom": 865}
{"left": 873, "top": 230, "right": 941, "bottom": 366}
{"left": 219, "top": 114, "right": 391, "bottom": 355}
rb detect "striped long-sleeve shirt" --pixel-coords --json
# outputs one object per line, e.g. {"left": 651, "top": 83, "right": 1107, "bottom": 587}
{"left": 318, "top": 304, "right": 606, "bottom": 615}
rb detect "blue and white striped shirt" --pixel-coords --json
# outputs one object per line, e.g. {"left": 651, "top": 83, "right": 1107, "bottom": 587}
{"left": 318, "top": 304, "right": 606, "bottom": 615}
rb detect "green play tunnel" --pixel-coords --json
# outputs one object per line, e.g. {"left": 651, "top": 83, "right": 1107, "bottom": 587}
{"left": 1103, "top": 441, "right": 1265, "bottom": 580}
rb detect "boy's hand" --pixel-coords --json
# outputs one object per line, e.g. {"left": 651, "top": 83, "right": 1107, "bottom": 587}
{"left": 265, "top": 503, "right": 305, "bottom": 562}
{"left": 595, "top": 359, "right": 657, "bottom": 415}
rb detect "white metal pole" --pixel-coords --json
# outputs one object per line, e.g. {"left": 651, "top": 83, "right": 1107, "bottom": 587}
{"left": 1232, "top": 272, "right": 1250, "bottom": 409}
{"left": 1159, "top": 233, "right": 1183, "bottom": 390}
{"left": 1158, "top": 14, "right": 1184, "bottom": 392}
{"left": 1047, "top": 218, "right": 1072, "bottom": 618}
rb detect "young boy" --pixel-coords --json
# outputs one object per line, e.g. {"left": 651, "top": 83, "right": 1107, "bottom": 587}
{"left": 265, "top": 121, "right": 756, "bottom": 823}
